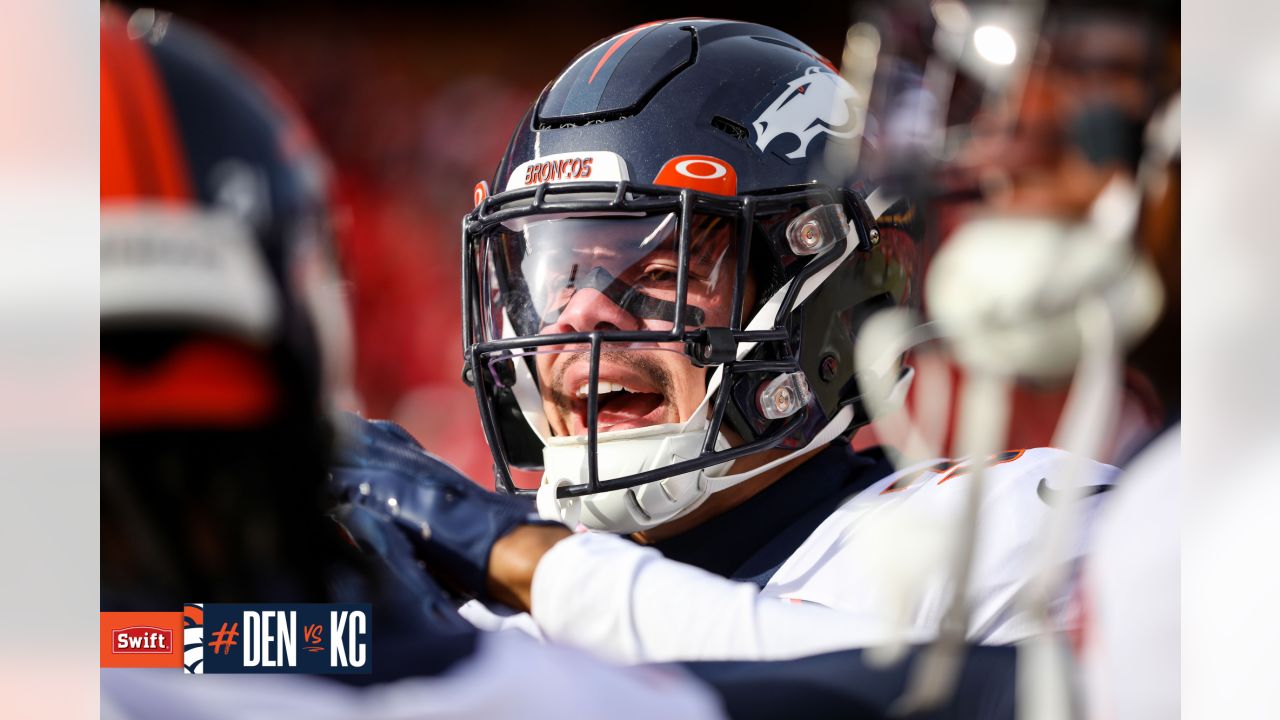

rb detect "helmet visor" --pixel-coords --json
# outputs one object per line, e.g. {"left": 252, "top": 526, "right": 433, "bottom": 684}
{"left": 476, "top": 211, "right": 741, "bottom": 343}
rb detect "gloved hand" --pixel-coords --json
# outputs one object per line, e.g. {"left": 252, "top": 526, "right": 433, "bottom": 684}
{"left": 329, "top": 502, "right": 481, "bottom": 680}
{"left": 329, "top": 412, "right": 564, "bottom": 600}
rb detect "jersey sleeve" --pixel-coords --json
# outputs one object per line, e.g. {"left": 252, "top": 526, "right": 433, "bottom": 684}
{"left": 530, "top": 531, "right": 899, "bottom": 663}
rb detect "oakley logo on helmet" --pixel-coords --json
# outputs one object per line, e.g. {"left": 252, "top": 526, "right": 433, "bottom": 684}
{"left": 752, "top": 67, "right": 860, "bottom": 160}
{"left": 473, "top": 180, "right": 489, "bottom": 208}
{"left": 506, "top": 150, "right": 629, "bottom": 191}
{"left": 652, "top": 155, "right": 738, "bottom": 196}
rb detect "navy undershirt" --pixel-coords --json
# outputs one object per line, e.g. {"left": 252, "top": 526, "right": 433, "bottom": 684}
{"left": 652, "top": 442, "right": 896, "bottom": 587}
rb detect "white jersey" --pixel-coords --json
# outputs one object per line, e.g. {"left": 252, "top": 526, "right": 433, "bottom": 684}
{"left": 517, "top": 447, "right": 1117, "bottom": 664}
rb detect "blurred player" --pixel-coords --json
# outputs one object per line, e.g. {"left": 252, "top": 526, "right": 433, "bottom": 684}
{"left": 1045, "top": 7, "right": 1180, "bottom": 717}
{"left": 335, "top": 17, "right": 1119, "bottom": 681}
{"left": 99, "top": 7, "right": 723, "bottom": 718}
{"left": 841, "top": 2, "right": 1179, "bottom": 715}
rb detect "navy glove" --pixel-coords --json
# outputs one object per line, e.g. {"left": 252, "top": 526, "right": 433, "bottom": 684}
{"left": 330, "top": 412, "right": 562, "bottom": 600}
{"left": 328, "top": 503, "right": 480, "bottom": 682}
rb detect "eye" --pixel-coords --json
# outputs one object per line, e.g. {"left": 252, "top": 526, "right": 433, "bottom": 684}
{"left": 638, "top": 266, "right": 678, "bottom": 285}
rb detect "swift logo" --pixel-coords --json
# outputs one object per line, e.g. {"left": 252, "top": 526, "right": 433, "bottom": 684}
{"left": 112, "top": 626, "right": 172, "bottom": 654}
{"left": 752, "top": 67, "right": 861, "bottom": 160}
{"left": 101, "top": 611, "right": 183, "bottom": 668}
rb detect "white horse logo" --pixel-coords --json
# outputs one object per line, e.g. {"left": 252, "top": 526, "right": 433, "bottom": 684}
{"left": 752, "top": 67, "right": 860, "bottom": 160}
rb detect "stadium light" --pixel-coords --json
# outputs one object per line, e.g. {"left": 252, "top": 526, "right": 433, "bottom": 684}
{"left": 973, "top": 24, "right": 1017, "bottom": 65}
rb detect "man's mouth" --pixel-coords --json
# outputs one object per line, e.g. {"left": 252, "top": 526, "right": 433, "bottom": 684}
{"left": 554, "top": 356, "right": 676, "bottom": 435}
{"left": 570, "top": 380, "right": 668, "bottom": 434}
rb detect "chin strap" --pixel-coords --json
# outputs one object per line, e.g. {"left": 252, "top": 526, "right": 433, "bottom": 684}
{"left": 705, "top": 404, "right": 857, "bottom": 494}
{"left": 703, "top": 357, "right": 914, "bottom": 493}
{"left": 536, "top": 475, "right": 583, "bottom": 529}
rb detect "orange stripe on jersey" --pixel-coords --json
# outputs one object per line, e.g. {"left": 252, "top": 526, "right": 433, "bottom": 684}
{"left": 935, "top": 449, "right": 1027, "bottom": 485}
{"left": 100, "top": 8, "right": 191, "bottom": 201}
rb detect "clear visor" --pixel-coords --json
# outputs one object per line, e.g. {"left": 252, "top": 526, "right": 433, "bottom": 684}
{"left": 477, "top": 211, "right": 740, "bottom": 343}
{"left": 475, "top": 210, "right": 748, "bottom": 443}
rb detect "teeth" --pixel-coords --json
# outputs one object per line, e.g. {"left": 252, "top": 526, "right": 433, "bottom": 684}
{"left": 575, "top": 381, "right": 629, "bottom": 399}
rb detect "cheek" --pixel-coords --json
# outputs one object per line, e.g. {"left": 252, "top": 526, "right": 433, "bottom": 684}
{"left": 534, "top": 357, "right": 552, "bottom": 390}
{"left": 535, "top": 357, "right": 561, "bottom": 411}
{"left": 701, "top": 302, "right": 734, "bottom": 328}
{"left": 670, "top": 363, "right": 710, "bottom": 414}
{"left": 535, "top": 358, "right": 568, "bottom": 434}
{"left": 699, "top": 257, "right": 756, "bottom": 328}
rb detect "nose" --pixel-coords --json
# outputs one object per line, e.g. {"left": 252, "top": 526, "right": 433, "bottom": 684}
{"left": 542, "top": 287, "right": 641, "bottom": 335}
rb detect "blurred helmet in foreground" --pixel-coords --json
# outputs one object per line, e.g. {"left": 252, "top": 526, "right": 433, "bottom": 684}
{"left": 100, "top": 5, "right": 353, "bottom": 605}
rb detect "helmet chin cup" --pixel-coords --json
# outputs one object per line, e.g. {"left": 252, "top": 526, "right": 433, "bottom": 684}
{"left": 537, "top": 423, "right": 732, "bottom": 534}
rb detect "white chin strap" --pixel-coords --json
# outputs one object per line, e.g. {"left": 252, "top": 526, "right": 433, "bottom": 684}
{"left": 536, "top": 420, "right": 731, "bottom": 534}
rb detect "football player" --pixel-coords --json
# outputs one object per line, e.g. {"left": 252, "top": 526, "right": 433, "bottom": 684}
{"left": 335, "top": 16, "right": 1118, "bottom": 670}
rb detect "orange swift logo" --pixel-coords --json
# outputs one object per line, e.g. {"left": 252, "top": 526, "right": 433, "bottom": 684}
{"left": 101, "top": 611, "right": 184, "bottom": 668}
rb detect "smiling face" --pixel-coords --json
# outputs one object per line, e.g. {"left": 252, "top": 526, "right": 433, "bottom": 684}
{"left": 522, "top": 213, "right": 746, "bottom": 438}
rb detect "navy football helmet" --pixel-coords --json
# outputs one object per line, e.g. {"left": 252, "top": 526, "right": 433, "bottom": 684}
{"left": 462, "top": 19, "right": 920, "bottom": 532}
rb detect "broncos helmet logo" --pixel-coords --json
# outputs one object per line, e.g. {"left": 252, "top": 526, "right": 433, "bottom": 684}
{"left": 752, "top": 67, "right": 861, "bottom": 160}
